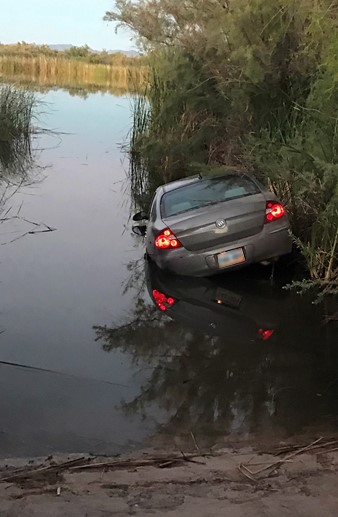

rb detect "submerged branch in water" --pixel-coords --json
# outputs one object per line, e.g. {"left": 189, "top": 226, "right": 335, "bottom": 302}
{"left": 0, "top": 216, "right": 57, "bottom": 245}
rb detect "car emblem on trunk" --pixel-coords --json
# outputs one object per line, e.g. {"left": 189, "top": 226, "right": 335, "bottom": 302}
{"left": 215, "top": 219, "right": 226, "bottom": 229}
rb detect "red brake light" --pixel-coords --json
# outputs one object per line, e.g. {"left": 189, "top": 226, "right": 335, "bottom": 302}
{"left": 258, "top": 328, "right": 275, "bottom": 341}
{"left": 265, "top": 202, "right": 285, "bottom": 223}
{"left": 152, "top": 290, "right": 177, "bottom": 311}
{"left": 155, "top": 228, "right": 182, "bottom": 249}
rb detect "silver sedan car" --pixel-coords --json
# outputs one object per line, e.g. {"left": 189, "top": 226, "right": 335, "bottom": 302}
{"left": 133, "top": 172, "right": 292, "bottom": 276}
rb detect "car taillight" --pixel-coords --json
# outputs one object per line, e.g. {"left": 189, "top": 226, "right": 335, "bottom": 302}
{"left": 155, "top": 228, "right": 182, "bottom": 250}
{"left": 258, "top": 328, "right": 275, "bottom": 341}
{"left": 265, "top": 201, "right": 285, "bottom": 223}
{"left": 152, "top": 289, "right": 177, "bottom": 311}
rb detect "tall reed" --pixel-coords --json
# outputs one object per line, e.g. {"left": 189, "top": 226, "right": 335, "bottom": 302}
{"left": 0, "top": 84, "right": 36, "bottom": 180}
{"left": 0, "top": 56, "right": 147, "bottom": 95}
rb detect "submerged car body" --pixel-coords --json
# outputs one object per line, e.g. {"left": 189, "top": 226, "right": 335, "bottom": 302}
{"left": 135, "top": 172, "right": 292, "bottom": 276}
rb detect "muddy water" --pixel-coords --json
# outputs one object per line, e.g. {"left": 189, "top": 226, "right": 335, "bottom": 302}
{"left": 0, "top": 86, "right": 337, "bottom": 458}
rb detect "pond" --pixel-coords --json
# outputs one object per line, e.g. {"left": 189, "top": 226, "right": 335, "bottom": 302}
{"left": 0, "top": 83, "right": 337, "bottom": 458}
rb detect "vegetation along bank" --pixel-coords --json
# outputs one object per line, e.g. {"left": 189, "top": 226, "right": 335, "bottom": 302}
{"left": 106, "top": 0, "right": 338, "bottom": 298}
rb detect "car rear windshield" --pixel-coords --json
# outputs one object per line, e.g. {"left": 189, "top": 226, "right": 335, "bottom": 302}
{"left": 161, "top": 175, "right": 260, "bottom": 218}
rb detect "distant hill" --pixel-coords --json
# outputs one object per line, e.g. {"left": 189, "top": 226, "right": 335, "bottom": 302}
{"left": 114, "top": 50, "right": 139, "bottom": 56}
{"left": 47, "top": 44, "right": 138, "bottom": 56}
{"left": 48, "top": 44, "right": 73, "bottom": 51}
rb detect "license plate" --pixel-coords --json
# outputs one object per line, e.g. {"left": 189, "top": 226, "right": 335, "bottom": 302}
{"left": 217, "top": 248, "right": 245, "bottom": 268}
{"left": 215, "top": 288, "right": 242, "bottom": 308}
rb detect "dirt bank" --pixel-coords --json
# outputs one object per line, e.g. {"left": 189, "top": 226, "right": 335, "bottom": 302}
{"left": 1, "top": 438, "right": 338, "bottom": 516}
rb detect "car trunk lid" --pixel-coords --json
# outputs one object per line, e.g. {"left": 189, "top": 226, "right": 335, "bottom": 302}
{"left": 162, "top": 193, "right": 266, "bottom": 252}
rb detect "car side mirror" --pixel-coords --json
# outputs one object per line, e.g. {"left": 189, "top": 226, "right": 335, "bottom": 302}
{"left": 132, "top": 223, "right": 147, "bottom": 236}
{"left": 133, "top": 211, "right": 148, "bottom": 221}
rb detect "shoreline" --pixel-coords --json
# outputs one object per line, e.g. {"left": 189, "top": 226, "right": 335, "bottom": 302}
{"left": 1, "top": 437, "right": 338, "bottom": 516}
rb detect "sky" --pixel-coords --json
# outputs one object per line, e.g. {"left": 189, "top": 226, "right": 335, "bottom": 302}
{"left": 0, "top": 0, "right": 135, "bottom": 51}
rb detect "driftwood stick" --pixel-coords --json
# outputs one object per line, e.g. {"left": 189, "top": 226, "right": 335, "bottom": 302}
{"left": 70, "top": 454, "right": 205, "bottom": 473}
{"left": 316, "top": 447, "right": 338, "bottom": 456}
{"left": 0, "top": 457, "right": 89, "bottom": 483}
{"left": 190, "top": 432, "right": 200, "bottom": 452}
{"left": 249, "top": 437, "right": 324, "bottom": 476}
{"left": 267, "top": 439, "right": 338, "bottom": 457}
{"left": 238, "top": 464, "right": 258, "bottom": 483}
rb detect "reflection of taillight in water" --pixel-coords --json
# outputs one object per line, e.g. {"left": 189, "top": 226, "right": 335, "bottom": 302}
{"left": 265, "top": 201, "right": 285, "bottom": 223}
{"left": 258, "top": 328, "right": 275, "bottom": 341}
{"left": 155, "top": 228, "right": 182, "bottom": 250}
{"left": 152, "top": 289, "right": 177, "bottom": 312}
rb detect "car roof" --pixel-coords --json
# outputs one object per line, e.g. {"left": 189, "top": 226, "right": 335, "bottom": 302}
{"left": 160, "top": 170, "right": 250, "bottom": 194}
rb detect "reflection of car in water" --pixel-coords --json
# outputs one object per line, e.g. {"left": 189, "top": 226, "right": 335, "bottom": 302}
{"left": 146, "top": 260, "right": 292, "bottom": 345}
{"left": 97, "top": 260, "right": 337, "bottom": 445}
{"left": 134, "top": 172, "right": 292, "bottom": 277}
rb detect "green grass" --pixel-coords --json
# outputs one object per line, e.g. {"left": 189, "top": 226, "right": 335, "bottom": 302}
{"left": 0, "top": 84, "right": 36, "bottom": 180}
